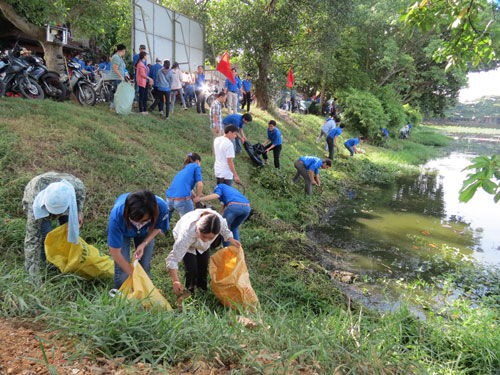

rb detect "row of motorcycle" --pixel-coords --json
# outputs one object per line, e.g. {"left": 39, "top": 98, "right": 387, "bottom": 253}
{"left": 0, "top": 44, "right": 114, "bottom": 106}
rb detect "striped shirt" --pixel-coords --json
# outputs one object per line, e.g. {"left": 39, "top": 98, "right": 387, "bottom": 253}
{"left": 210, "top": 99, "right": 222, "bottom": 129}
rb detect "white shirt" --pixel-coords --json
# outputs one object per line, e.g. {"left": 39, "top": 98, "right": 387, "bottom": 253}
{"left": 165, "top": 209, "right": 233, "bottom": 270}
{"left": 213, "top": 136, "right": 235, "bottom": 179}
{"left": 321, "top": 118, "right": 336, "bottom": 135}
{"left": 171, "top": 68, "right": 183, "bottom": 90}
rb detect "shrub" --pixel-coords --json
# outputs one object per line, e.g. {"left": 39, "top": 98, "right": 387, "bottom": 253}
{"left": 374, "top": 86, "right": 406, "bottom": 135}
{"left": 341, "top": 89, "right": 388, "bottom": 138}
{"left": 404, "top": 104, "right": 423, "bottom": 127}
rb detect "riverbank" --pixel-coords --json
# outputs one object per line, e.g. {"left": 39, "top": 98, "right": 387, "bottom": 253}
{"left": 0, "top": 98, "right": 497, "bottom": 375}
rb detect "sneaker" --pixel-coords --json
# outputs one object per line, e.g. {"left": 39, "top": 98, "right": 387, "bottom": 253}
{"left": 159, "top": 111, "right": 164, "bottom": 115}
{"left": 141, "top": 111, "right": 149, "bottom": 115}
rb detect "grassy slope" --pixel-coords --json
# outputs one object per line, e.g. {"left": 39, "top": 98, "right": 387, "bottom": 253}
{"left": 0, "top": 98, "right": 497, "bottom": 375}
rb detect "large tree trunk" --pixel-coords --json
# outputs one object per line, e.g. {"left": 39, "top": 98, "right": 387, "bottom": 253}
{"left": 0, "top": 0, "right": 64, "bottom": 74}
{"left": 40, "top": 41, "right": 65, "bottom": 75}
{"left": 255, "top": 43, "right": 272, "bottom": 110}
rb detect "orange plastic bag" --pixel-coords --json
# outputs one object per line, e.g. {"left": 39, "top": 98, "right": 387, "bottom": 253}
{"left": 209, "top": 246, "right": 259, "bottom": 310}
{"left": 44, "top": 223, "right": 114, "bottom": 279}
{"left": 119, "top": 260, "right": 173, "bottom": 311}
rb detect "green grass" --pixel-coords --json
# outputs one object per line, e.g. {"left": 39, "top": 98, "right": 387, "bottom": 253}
{"left": 0, "top": 98, "right": 498, "bottom": 374}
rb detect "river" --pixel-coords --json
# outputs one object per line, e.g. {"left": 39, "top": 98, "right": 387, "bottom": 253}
{"left": 308, "top": 131, "right": 499, "bottom": 314}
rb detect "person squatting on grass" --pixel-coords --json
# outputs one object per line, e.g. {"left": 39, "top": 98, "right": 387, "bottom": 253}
{"left": 292, "top": 156, "right": 331, "bottom": 195}
{"left": 195, "top": 184, "right": 251, "bottom": 245}
{"left": 166, "top": 209, "right": 241, "bottom": 295}
{"left": 108, "top": 191, "right": 169, "bottom": 289}
{"left": 344, "top": 137, "right": 364, "bottom": 156}
{"left": 222, "top": 113, "right": 252, "bottom": 154}
{"left": 261, "top": 120, "right": 282, "bottom": 169}
{"left": 213, "top": 125, "right": 241, "bottom": 186}
{"left": 326, "top": 123, "right": 345, "bottom": 160}
{"left": 23, "top": 172, "right": 85, "bottom": 279}
{"left": 166, "top": 153, "right": 204, "bottom": 221}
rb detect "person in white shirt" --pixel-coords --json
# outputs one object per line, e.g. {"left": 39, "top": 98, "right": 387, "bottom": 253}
{"left": 170, "top": 62, "right": 187, "bottom": 112}
{"left": 213, "top": 125, "right": 240, "bottom": 186}
{"left": 165, "top": 209, "right": 241, "bottom": 295}
{"left": 316, "top": 117, "right": 336, "bottom": 151}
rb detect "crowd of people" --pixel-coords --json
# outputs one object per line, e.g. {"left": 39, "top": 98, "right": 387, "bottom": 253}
{"left": 19, "top": 43, "right": 412, "bottom": 300}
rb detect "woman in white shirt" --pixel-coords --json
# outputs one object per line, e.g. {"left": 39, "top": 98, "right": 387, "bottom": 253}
{"left": 166, "top": 208, "right": 241, "bottom": 295}
{"left": 170, "top": 62, "right": 187, "bottom": 112}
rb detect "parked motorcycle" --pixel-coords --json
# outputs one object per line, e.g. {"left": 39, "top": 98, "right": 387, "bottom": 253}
{"left": 0, "top": 48, "right": 45, "bottom": 99}
{"left": 66, "top": 61, "right": 96, "bottom": 106}
{"left": 22, "top": 55, "right": 67, "bottom": 101}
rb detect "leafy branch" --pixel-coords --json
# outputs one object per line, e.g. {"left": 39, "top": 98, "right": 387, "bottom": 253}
{"left": 459, "top": 155, "right": 500, "bottom": 203}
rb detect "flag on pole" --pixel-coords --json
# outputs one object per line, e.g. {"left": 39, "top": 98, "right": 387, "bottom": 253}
{"left": 216, "top": 51, "right": 235, "bottom": 85}
{"left": 286, "top": 67, "right": 294, "bottom": 88}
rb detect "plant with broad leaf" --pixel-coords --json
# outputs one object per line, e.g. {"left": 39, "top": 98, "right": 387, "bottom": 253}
{"left": 460, "top": 155, "right": 500, "bottom": 203}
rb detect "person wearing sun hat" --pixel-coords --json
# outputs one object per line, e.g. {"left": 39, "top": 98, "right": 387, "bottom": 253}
{"left": 22, "top": 172, "right": 86, "bottom": 278}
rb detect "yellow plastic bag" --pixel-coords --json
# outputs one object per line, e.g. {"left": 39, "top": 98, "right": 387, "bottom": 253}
{"left": 44, "top": 223, "right": 114, "bottom": 279}
{"left": 209, "top": 246, "right": 259, "bottom": 310}
{"left": 119, "top": 260, "right": 173, "bottom": 311}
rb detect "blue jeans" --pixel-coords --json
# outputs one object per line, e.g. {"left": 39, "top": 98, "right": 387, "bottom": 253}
{"left": 109, "top": 79, "right": 121, "bottom": 109}
{"left": 232, "top": 137, "right": 242, "bottom": 154}
{"left": 167, "top": 198, "right": 194, "bottom": 222}
{"left": 223, "top": 204, "right": 251, "bottom": 246}
{"left": 40, "top": 216, "right": 68, "bottom": 263}
{"left": 345, "top": 145, "right": 355, "bottom": 156}
{"left": 114, "top": 236, "right": 154, "bottom": 289}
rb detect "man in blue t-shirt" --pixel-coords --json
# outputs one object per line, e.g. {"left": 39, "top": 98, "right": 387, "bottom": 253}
{"left": 380, "top": 128, "right": 389, "bottom": 145}
{"left": 225, "top": 67, "right": 242, "bottom": 115}
{"left": 344, "top": 137, "right": 364, "bottom": 156}
{"left": 326, "top": 123, "right": 345, "bottom": 160}
{"left": 262, "top": 120, "right": 282, "bottom": 169}
{"left": 292, "top": 156, "right": 331, "bottom": 195}
{"left": 241, "top": 73, "right": 252, "bottom": 112}
{"left": 222, "top": 113, "right": 252, "bottom": 154}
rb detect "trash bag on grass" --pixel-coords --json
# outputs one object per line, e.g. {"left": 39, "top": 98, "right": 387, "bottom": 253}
{"left": 44, "top": 223, "right": 114, "bottom": 279}
{"left": 209, "top": 246, "right": 259, "bottom": 310}
{"left": 119, "top": 260, "right": 173, "bottom": 311}
{"left": 115, "top": 81, "right": 135, "bottom": 115}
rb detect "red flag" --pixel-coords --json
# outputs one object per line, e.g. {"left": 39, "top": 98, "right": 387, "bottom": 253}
{"left": 286, "top": 67, "right": 294, "bottom": 88}
{"left": 216, "top": 51, "right": 235, "bottom": 85}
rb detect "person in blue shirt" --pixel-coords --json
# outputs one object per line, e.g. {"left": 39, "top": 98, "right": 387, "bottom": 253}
{"left": 166, "top": 153, "right": 203, "bottom": 221}
{"left": 326, "top": 123, "right": 346, "bottom": 160}
{"left": 225, "top": 67, "right": 242, "bottom": 114}
{"left": 222, "top": 113, "right": 252, "bottom": 154}
{"left": 71, "top": 52, "right": 85, "bottom": 71}
{"left": 194, "top": 65, "right": 207, "bottom": 114}
{"left": 196, "top": 184, "right": 250, "bottom": 246}
{"left": 380, "top": 128, "right": 389, "bottom": 145}
{"left": 107, "top": 190, "right": 169, "bottom": 289}
{"left": 344, "top": 137, "right": 364, "bottom": 156}
{"left": 241, "top": 73, "right": 252, "bottom": 112}
{"left": 156, "top": 60, "right": 173, "bottom": 119}
{"left": 98, "top": 56, "right": 111, "bottom": 72}
{"left": 235, "top": 73, "right": 242, "bottom": 112}
{"left": 148, "top": 58, "right": 163, "bottom": 113}
{"left": 407, "top": 122, "right": 412, "bottom": 134}
{"left": 261, "top": 120, "right": 282, "bottom": 169}
{"left": 292, "top": 156, "right": 331, "bottom": 195}
{"left": 184, "top": 84, "right": 195, "bottom": 107}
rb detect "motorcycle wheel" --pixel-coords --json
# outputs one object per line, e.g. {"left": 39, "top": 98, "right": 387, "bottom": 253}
{"left": 19, "top": 77, "right": 45, "bottom": 99}
{"left": 76, "top": 81, "right": 96, "bottom": 106}
{"left": 42, "top": 73, "right": 67, "bottom": 101}
{"left": 99, "top": 82, "right": 114, "bottom": 102}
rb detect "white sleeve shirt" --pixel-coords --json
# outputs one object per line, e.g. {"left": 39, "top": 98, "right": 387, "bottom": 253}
{"left": 213, "top": 136, "right": 235, "bottom": 179}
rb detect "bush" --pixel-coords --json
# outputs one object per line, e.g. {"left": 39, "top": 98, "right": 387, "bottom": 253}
{"left": 341, "top": 89, "right": 388, "bottom": 138}
{"left": 404, "top": 104, "right": 423, "bottom": 127}
{"left": 374, "top": 86, "right": 406, "bottom": 135}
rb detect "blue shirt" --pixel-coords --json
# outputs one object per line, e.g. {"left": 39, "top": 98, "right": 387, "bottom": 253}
{"left": 225, "top": 78, "right": 240, "bottom": 93}
{"left": 328, "top": 127, "right": 343, "bottom": 139}
{"left": 184, "top": 84, "right": 195, "bottom": 97}
{"left": 166, "top": 163, "right": 203, "bottom": 199}
{"left": 85, "top": 65, "right": 95, "bottom": 73}
{"left": 223, "top": 114, "right": 245, "bottom": 129}
{"left": 267, "top": 127, "right": 282, "bottom": 146}
{"left": 195, "top": 73, "right": 205, "bottom": 88}
{"left": 72, "top": 57, "right": 85, "bottom": 70}
{"left": 107, "top": 193, "right": 169, "bottom": 248}
{"left": 345, "top": 138, "right": 360, "bottom": 147}
{"left": 299, "top": 156, "right": 323, "bottom": 175}
{"left": 408, "top": 123, "right": 412, "bottom": 129}
{"left": 242, "top": 79, "right": 252, "bottom": 92}
{"left": 99, "top": 62, "right": 111, "bottom": 71}
{"left": 381, "top": 128, "right": 389, "bottom": 136}
{"left": 148, "top": 63, "right": 163, "bottom": 87}
{"left": 214, "top": 184, "right": 249, "bottom": 206}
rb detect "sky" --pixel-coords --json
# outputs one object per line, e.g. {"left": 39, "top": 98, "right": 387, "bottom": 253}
{"left": 458, "top": 68, "right": 500, "bottom": 103}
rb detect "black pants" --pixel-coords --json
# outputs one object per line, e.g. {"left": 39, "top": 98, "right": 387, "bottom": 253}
{"left": 241, "top": 92, "right": 251, "bottom": 112}
{"left": 262, "top": 144, "right": 282, "bottom": 169}
{"left": 158, "top": 90, "right": 170, "bottom": 118}
{"left": 326, "top": 136, "right": 335, "bottom": 160}
{"left": 183, "top": 250, "right": 210, "bottom": 293}
{"left": 149, "top": 87, "right": 161, "bottom": 112}
{"left": 138, "top": 86, "right": 148, "bottom": 112}
{"left": 216, "top": 177, "right": 233, "bottom": 186}
{"left": 195, "top": 88, "right": 206, "bottom": 113}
